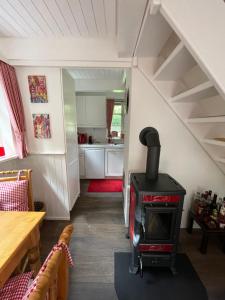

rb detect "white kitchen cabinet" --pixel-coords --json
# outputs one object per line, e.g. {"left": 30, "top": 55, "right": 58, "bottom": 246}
{"left": 85, "top": 148, "right": 105, "bottom": 178}
{"left": 79, "top": 153, "right": 85, "bottom": 178}
{"left": 76, "top": 95, "right": 106, "bottom": 128}
{"left": 105, "top": 149, "right": 124, "bottom": 176}
{"left": 76, "top": 95, "right": 86, "bottom": 127}
{"left": 85, "top": 96, "right": 106, "bottom": 127}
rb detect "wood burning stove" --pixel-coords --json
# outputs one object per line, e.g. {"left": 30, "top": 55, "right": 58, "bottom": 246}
{"left": 128, "top": 127, "right": 186, "bottom": 276}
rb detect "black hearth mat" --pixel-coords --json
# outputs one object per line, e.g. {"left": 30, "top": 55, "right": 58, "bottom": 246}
{"left": 114, "top": 252, "right": 208, "bottom": 300}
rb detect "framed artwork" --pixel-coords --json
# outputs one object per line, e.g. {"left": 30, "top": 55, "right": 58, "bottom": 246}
{"left": 28, "top": 75, "right": 48, "bottom": 103}
{"left": 32, "top": 114, "right": 51, "bottom": 139}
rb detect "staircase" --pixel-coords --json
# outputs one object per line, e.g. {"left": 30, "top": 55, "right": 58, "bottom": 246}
{"left": 134, "top": 0, "right": 225, "bottom": 176}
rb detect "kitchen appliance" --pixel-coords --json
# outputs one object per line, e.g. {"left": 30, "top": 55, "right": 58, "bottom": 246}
{"left": 0, "top": 147, "right": 5, "bottom": 157}
{"left": 128, "top": 127, "right": 186, "bottom": 276}
{"left": 88, "top": 135, "right": 93, "bottom": 144}
{"left": 78, "top": 133, "right": 87, "bottom": 144}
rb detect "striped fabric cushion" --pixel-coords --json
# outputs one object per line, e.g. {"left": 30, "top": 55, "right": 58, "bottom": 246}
{"left": 0, "top": 180, "right": 29, "bottom": 211}
{"left": 0, "top": 272, "right": 33, "bottom": 300}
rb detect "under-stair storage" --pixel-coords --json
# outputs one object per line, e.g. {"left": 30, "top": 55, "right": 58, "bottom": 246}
{"left": 136, "top": 8, "right": 225, "bottom": 175}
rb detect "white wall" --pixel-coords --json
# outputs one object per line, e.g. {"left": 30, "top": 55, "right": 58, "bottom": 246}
{"left": 62, "top": 69, "right": 80, "bottom": 210}
{"left": 15, "top": 67, "right": 65, "bottom": 154}
{"left": 0, "top": 38, "right": 131, "bottom": 67}
{"left": 0, "top": 154, "right": 70, "bottom": 220}
{"left": 124, "top": 68, "right": 225, "bottom": 227}
{"left": 0, "top": 66, "right": 71, "bottom": 220}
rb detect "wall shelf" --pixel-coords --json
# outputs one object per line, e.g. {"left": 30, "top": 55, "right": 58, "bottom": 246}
{"left": 187, "top": 116, "right": 225, "bottom": 124}
{"left": 171, "top": 81, "right": 216, "bottom": 103}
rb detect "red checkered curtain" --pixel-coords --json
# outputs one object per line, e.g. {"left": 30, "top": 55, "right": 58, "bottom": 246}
{"left": 106, "top": 99, "right": 114, "bottom": 137}
{"left": 0, "top": 61, "right": 28, "bottom": 158}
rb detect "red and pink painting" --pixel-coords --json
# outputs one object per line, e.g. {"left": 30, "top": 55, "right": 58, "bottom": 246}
{"left": 28, "top": 75, "right": 48, "bottom": 103}
{"left": 32, "top": 114, "right": 51, "bottom": 139}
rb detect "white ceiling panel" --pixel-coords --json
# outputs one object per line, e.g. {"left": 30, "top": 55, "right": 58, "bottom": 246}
{"left": 92, "top": 0, "right": 106, "bottom": 36}
{"left": 6, "top": 0, "right": 45, "bottom": 36}
{"left": 32, "top": 0, "right": 62, "bottom": 36}
{"left": 20, "top": 0, "right": 54, "bottom": 36}
{"left": 0, "top": 0, "right": 116, "bottom": 38}
{"left": 104, "top": 0, "right": 116, "bottom": 36}
{"left": 68, "top": 0, "right": 88, "bottom": 36}
{"left": 68, "top": 68, "right": 124, "bottom": 80}
{"left": 55, "top": 0, "right": 80, "bottom": 36}
{"left": 79, "top": 0, "right": 98, "bottom": 36}
{"left": 46, "top": 0, "right": 73, "bottom": 36}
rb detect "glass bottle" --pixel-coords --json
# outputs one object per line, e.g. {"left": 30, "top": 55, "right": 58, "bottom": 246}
{"left": 219, "top": 198, "right": 225, "bottom": 229}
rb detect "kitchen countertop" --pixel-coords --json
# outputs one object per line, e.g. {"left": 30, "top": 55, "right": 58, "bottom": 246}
{"left": 78, "top": 143, "right": 124, "bottom": 149}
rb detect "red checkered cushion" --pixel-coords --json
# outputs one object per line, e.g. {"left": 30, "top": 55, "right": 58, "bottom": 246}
{"left": 0, "top": 180, "right": 29, "bottom": 211}
{"left": 23, "top": 242, "right": 74, "bottom": 299}
{"left": 0, "top": 272, "right": 33, "bottom": 300}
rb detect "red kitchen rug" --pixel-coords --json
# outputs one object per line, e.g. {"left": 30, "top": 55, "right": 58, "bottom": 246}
{"left": 88, "top": 179, "right": 123, "bottom": 193}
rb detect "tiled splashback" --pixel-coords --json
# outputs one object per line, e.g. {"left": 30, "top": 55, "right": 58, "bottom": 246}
{"left": 78, "top": 127, "right": 107, "bottom": 143}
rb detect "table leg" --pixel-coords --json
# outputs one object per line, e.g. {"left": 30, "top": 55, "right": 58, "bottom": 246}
{"left": 187, "top": 213, "right": 194, "bottom": 234}
{"left": 28, "top": 227, "right": 41, "bottom": 275}
{"left": 222, "top": 237, "right": 225, "bottom": 254}
{"left": 200, "top": 232, "right": 208, "bottom": 254}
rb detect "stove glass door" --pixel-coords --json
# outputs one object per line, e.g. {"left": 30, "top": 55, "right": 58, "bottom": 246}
{"left": 144, "top": 207, "right": 176, "bottom": 241}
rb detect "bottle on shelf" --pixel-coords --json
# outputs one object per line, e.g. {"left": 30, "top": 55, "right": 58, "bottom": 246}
{"left": 196, "top": 193, "right": 207, "bottom": 216}
{"left": 207, "top": 190, "right": 212, "bottom": 204}
{"left": 192, "top": 191, "right": 201, "bottom": 213}
{"left": 210, "top": 194, "right": 217, "bottom": 212}
{"left": 219, "top": 197, "right": 225, "bottom": 229}
{"left": 209, "top": 194, "right": 218, "bottom": 222}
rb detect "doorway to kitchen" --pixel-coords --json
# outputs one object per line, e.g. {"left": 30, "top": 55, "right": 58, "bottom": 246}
{"left": 65, "top": 67, "right": 130, "bottom": 198}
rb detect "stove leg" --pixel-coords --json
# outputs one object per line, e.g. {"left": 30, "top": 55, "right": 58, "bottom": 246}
{"left": 170, "top": 266, "right": 178, "bottom": 276}
{"left": 129, "top": 247, "right": 139, "bottom": 274}
{"left": 170, "top": 253, "right": 177, "bottom": 275}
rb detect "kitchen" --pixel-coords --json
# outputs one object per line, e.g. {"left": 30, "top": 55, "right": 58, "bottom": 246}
{"left": 68, "top": 68, "right": 128, "bottom": 193}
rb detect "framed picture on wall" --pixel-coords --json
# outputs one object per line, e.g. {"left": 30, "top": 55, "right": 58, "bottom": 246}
{"left": 32, "top": 114, "right": 51, "bottom": 139}
{"left": 28, "top": 75, "right": 48, "bottom": 103}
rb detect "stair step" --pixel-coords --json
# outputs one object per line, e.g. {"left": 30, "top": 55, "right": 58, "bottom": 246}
{"left": 214, "top": 157, "right": 225, "bottom": 164}
{"left": 153, "top": 42, "right": 196, "bottom": 81}
{"left": 202, "top": 138, "right": 225, "bottom": 147}
{"left": 187, "top": 116, "right": 225, "bottom": 124}
{"left": 171, "top": 81, "right": 216, "bottom": 103}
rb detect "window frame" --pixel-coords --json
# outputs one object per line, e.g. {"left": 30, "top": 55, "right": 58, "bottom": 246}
{"left": 0, "top": 83, "right": 17, "bottom": 162}
{"left": 110, "top": 101, "right": 124, "bottom": 138}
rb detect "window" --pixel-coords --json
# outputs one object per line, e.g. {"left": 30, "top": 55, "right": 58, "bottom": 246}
{"left": 111, "top": 103, "right": 123, "bottom": 137}
{"left": 0, "top": 85, "right": 16, "bottom": 160}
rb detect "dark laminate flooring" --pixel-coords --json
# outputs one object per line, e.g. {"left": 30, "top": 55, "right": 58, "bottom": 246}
{"left": 40, "top": 195, "right": 225, "bottom": 300}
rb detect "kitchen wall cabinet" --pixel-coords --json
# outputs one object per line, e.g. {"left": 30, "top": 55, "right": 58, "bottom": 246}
{"left": 76, "top": 95, "right": 86, "bottom": 127}
{"left": 85, "top": 148, "right": 105, "bottom": 179}
{"left": 105, "top": 148, "right": 124, "bottom": 176}
{"left": 76, "top": 95, "right": 106, "bottom": 128}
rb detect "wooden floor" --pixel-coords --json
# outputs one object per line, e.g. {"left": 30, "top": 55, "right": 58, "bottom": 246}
{"left": 40, "top": 195, "right": 225, "bottom": 300}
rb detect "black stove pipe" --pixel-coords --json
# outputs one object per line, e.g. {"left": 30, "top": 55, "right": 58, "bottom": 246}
{"left": 139, "top": 127, "right": 161, "bottom": 181}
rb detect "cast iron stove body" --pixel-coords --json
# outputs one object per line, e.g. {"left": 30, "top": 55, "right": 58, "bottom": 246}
{"left": 128, "top": 128, "right": 186, "bottom": 275}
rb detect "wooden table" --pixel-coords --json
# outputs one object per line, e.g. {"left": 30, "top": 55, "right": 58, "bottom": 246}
{"left": 0, "top": 211, "right": 45, "bottom": 288}
{"left": 187, "top": 210, "right": 225, "bottom": 254}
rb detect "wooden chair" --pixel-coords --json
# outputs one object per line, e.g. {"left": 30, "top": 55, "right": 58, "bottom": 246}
{"left": 27, "top": 224, "right": 74, "bottom": 300}
{"left": 0, "top": 169, "right": 34, "bottom": 211}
